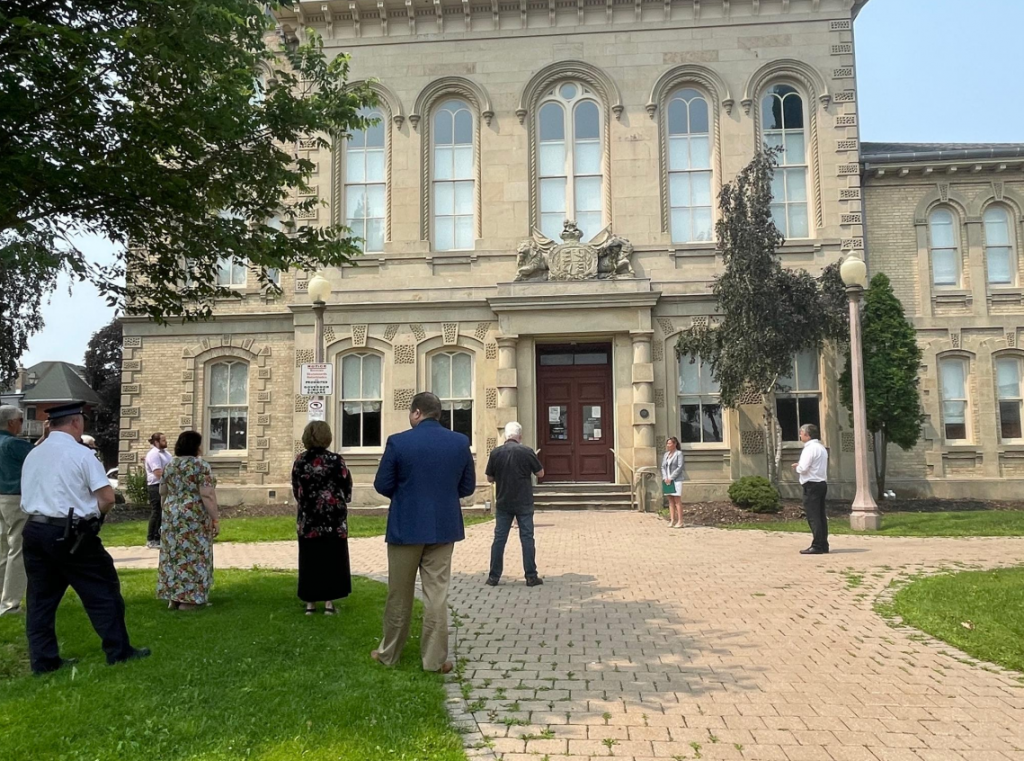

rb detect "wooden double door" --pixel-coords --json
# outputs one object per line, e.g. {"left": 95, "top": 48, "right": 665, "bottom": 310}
{"left": 535, "top": 343, "right": 613, "bottom": 482}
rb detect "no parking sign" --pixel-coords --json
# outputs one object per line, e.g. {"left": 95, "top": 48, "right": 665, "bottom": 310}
{"left": 307, "top": 399, "right": 326, "bottom": 422}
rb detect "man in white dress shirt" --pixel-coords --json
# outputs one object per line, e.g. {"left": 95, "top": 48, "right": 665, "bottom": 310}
{"left": 791, "top": 423, "right": 829, "bottom": 555}
{"left": 143, "top": 432, "right": 171, "bottom": 549}
{"left": 20, "top": 402, "right": 150, "bottom": 674}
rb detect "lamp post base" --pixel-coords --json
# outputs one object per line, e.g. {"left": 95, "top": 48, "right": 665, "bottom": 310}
{"left": 850, "top": 510, "right": 882, "bottom": 532}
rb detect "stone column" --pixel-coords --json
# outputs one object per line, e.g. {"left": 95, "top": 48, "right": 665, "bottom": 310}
{"left": 495, "top": 335, "right": 520, "bottom": 436}
{"left": 631, "top": 331, "right": 657, "bottom": 468}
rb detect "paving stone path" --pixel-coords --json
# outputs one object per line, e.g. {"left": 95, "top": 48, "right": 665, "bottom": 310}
{"left": 110, "top": 512, "right": 1024, "bottom": 761}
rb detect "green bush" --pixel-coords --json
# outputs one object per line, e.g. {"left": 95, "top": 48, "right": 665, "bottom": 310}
{"left": 728, "top": 476, "right": 781, "bottom": 514}
{"left": 123, "top": 467, "right": 149, "bottom": 506}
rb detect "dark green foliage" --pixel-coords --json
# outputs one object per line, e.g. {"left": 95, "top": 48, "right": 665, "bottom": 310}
{"left": 0, "top": 1, "right": 377, "bottom": 385}
{"left": 728, "top": 476, "right": 781, "bottom": 514}
{"left": 676, "top": 149, "right": 847, "bottom": 484}
{"left": 839, "top": 273, "right": 924, "bottom": 499}
{"left": 83, "top": 319, "right": 122, "bottom": 465}
{"left": 123, "top": 467, "right": 149, "bottom": 506}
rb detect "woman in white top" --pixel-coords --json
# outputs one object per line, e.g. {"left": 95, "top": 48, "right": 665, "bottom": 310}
{"left": 661, "top": 437, "right": 685, "bottom": 528}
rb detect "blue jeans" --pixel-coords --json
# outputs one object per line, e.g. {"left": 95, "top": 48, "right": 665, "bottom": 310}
{"left": 488, "top": 510, "right": 538, "bottom": 581}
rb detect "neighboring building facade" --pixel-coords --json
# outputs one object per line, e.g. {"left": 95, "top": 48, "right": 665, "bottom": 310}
{"left": 119, "top": 0, "right": 1024, "bottom": 505}
{"left": 3, "top": 362, "right": 102, "bottom": 440}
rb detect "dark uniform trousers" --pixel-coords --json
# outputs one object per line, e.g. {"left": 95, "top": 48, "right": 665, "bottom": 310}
{"left": 22, "top": 521, "right": 133, "bottom": 672}
{"left": 146, "top": 484, "right": 162, "bottom": 543}
{"left": 802, "top": 481, "right": 829, "bottom": 552}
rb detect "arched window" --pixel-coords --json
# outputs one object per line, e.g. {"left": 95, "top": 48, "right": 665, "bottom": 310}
{"left": 678, "top": 354, "right": 722, "bottom": 443}
{"left": 929, "top": 208, "right": 960, "bottom": 287}
{"left": 207, "top": 360, "right": 248, "bottom": 451}
{"left": 538, "top": 82, "right": 603, "bottom": 242}
{"left": 984, "top": 206, "right": 1016, "bottom": 286}
{"left": 344, "top": 107, "right": 386, "bottom": 253}
{"left": 776, "top": 349, "right": 820, "bottom": 442}
{"left": 432, "top": 99, "right": 474, "bottom": 251}
{"left": 939, "top": 356, "right": 970, "bottom": 441}
{"left": 667, "top": 89, "right": 713, "bottom": 243}
{"left": 762, "top": 84, "right": 808, "bottom": 239}
{"left": 996, "top": 356, "right": 1023, "bottom": 441}
{"left": 339, "top": 353, "right": 382, "bottom": 448}
{"left": 431, "top": 351, "right": 473, "bottom": 443}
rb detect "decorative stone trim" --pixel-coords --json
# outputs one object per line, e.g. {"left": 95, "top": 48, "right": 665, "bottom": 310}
{"left": 485, "top": 342, "right": 497, "bottom": 360}
{"left": 257, "top": 367, "right": 271, "bottom": 379}
{"left": 118, "top": 451, "right": 138, "bottom": 463}
{"left": 384, "top": 324, "right": 400, "bottom": 341}
{"left": 179, "top": 415, "right": 193, "bottom": 427}
{"left": 410, "top": 324, "right": 426, "bottom": 341}
{"left": 121, "top": 407, "right": 140, "bottom": 418}
{"left": 740, "top": 430, "right": 765, "bottom": 454}
{"left": 294, "top": 440, "right": 305, "bottom": 456}
{"left": 486, "top": 437, "right": 497, "bottom": 454}
{"left": 841, "top": 238, "right": 864, "bottom": 250}
{"left": 1008, "top": 331, "right": 1017, "bottom": 349}
{"left": 839, "top": 188, "right": 862, "bottom": 201}
{"left": 121, "top": 429, "right": 139, "bottom": 440}
{"left": 652, "top": 342, "right": 664, "bottom": 362}
{"left": 737, "top": 388, "right": 763, "bottom": 405}
{"left": 295, "top": 395, "right": 310, "bottom": 412}
{"left": 485, "top": 388, "right": 497, "bottom": 408}
{"left": 394, "top": 388, "right": 415, "bottom": 410}
{"left": 122, "top": 360, "right": 142, "bottom": 371}
{"left": 323, "top": 327, "right": 336, "bottom": 344}
{"left": 255, "top": 437, "right": 270, "bottom": 449}
{"left": 836, "top": 139, "right": 858, "bottom": 152}
{"left": 121, "top": 383, "right": 140, "bottom": 394}
{"left": 836, "top": 115, "right": 857, "bottom": 128}
{"left": 837, "top": 163, "right": 860, "bottom": 176}
{"left": 257, "top": 414, "right": 271, "bottom": 426}
{"left": 181, "top": 370, "right": 194, "bottom": 382}
{"left": 123, "top": 336, "right": 142, "bottom": 349}
{"left": 254, "top": 462, "right": 271, "bottom": 474}
{"left": 395, "top": 345, "right": 415, "bottom": 364}
{"left": 256, "top": 391, "right": 271, "bottom": 403}
{"left": 832, "top": 67, "right": 854, "bottom": 79}
{"left": 841, "top": 213, "right": 863, "bottom": 225}
{"left": 473, "top": 322, "right": 491, "bottom": 341}
{"left": 180, "top": 393, "right": 194, "bottom": 404}
{"left": 442, "top": 323, "right": 459, "bottom": 345}
{"left": 833, "top": 90, "right": 855, "bottom": 103}
{"left": 830, "top": 43, "right": 853, "bottom": 56}
{"left": 656, "top": 317, "right": 675, "bottom": 335}
{"left": 295, "top": 279, "right": 309, "bottom": 293}
{"left": 841, "top": 431, "right": 856, "bottom": 453}
{"left": 296, "top": 349, "right": 314, "bottom": 366}
{"left": 829, "top": 19, "right": 852, "bottom": 31}
{"left": 654, "top": 389, "right": 666, "bottom": 407}
{"left": 352, "top": 324, "right": 369, "bottom": 347}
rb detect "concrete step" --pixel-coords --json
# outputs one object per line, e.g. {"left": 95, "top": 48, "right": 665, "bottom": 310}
{"left": 535, "top": 499, "right": 632, "bottom": 511}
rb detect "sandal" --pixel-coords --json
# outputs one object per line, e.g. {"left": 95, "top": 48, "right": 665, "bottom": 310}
{"left": 305, "top": 604, "right": 316, "bottom": 616}
{"left": 324, "top": 602, "right": 336, "bottom": 616}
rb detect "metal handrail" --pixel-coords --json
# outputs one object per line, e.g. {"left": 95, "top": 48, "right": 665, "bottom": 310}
{"left": 609, "top": 448, "right": 639, "bottom": 511}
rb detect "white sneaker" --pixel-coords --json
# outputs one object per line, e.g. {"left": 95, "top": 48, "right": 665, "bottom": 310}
{"left": 146, "top": 540, "right": 160, "bottom": 549}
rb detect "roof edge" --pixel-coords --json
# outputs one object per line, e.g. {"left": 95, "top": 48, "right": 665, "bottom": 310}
{"left": 862, "top": 145, "right": 1024, "bottom": 166}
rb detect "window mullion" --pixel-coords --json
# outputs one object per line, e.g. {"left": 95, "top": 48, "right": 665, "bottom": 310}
{"left": 565, "top": 109, "right": 575, "bottom": 219}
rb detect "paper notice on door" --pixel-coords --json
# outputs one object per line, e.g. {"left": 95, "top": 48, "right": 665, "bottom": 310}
{"left": 594, "top": 428, "right": 602, "bottom": 438}
{"left": 592, "top": 407, "right": 601, "bottom": 418}
{"left": 549, "top": 406, "right": 562, "bottom": 423}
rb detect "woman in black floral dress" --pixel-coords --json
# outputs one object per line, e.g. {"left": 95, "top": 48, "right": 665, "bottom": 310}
{"left": 291, "top": 421, "right": 353, "bottom": 614}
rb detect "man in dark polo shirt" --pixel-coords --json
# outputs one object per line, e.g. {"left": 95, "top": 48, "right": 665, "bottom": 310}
{"left": 485, "top": 421, "right": 544, "bottom": 587}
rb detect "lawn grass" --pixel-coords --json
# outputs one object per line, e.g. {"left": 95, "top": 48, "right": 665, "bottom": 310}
{"left": 0, "top": 570, "right": 467, "bottom": 761}
{"left": 890, "top": 567, "right": 1024, "bottom": 674}
{"left": 727, "top": 510, "right": 1024, "bottom": 537}
{"left": 102, "top": 513, "right": 494, "bottom": 547}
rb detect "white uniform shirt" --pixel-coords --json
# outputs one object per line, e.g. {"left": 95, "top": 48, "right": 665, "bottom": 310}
{"left": 144, "top": 446, "right": 172, "bottom": 486}
{"left": 20, "top": 431, "right": 110, "bottom": 519}
{"left": 795, "top": 438, "right": 829, "bottom": 485}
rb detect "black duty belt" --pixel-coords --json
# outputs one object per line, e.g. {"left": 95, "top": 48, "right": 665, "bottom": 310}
{"left": 27, "top": 514, "right": 84, "bottom": 527}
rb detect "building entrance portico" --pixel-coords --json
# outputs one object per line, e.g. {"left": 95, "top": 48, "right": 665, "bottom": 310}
{"left": 535, "top": 343, "right": 614, "bottom": 482}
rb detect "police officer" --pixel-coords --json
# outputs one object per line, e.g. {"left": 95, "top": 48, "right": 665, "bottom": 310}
{"left": 20, "top": 402, "right": 150, "bottom": 674}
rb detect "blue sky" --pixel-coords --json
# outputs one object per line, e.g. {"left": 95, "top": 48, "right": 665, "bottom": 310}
{"left": 21, "top": 0, "right": 1023, "bottom": 368}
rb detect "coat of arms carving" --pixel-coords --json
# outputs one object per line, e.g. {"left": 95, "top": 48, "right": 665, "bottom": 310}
{"left": 514, "top": 219, "right": 635, "bottom": 282}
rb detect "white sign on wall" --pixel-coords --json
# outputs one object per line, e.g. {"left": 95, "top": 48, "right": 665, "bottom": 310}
{"left": 307, "top": 399, "right": 326, "bottom": 422}
{"left": 300, "top": 363, "right": 333, "bottom": 396}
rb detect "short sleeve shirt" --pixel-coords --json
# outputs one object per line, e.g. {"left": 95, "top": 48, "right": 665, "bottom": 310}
{"left": 20, "top": 431, "right": 110, "bottom": 519}
{"left": 485, "top": 441, "right": 543, "bottom": 512}
{"left": 145, "top": 446, "right": 173, "bottom": 485}
{"left": 0, "top": 430, "right": 34, "bottom": 495}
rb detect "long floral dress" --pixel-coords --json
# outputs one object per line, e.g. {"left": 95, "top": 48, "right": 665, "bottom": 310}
{"left": 292, "top": 447, "right": 352, "bottom": 602}
{"left": 157, "top": 456, "right": 216, "bottom": 605}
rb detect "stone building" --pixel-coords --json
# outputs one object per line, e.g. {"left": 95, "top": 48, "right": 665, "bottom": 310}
{"left": 119, "top": 0, "right": 1024, "bottom": 505}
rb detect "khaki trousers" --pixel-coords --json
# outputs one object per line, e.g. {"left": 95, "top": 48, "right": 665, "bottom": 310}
{"left": 0, "top": 494, "right": 28, "bottom": 615}
{"left": 377, "top": 542, "right": 454, "bottom": 671}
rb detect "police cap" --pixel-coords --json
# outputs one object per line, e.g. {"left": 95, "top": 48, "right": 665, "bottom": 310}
{"left": 46, "top": 402, "right": 87, "bottom": 421}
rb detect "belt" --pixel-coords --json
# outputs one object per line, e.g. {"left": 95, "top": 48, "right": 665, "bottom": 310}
{"left": 27, "top": 514, "right": 89, "bottom": 527}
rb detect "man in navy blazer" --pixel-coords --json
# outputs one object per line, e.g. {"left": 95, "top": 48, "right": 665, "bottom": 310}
{"left": 371, "top": 391, "right": 475, "bottom": 673}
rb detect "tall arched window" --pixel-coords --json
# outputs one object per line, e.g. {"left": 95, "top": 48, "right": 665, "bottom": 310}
{"left": 538, "top": 83, "right": 603, "bottom": 242}
{"left": 678, "top": 354, "right": 722, "bottom": 443}
{"left": 432, "top": 99, "right": 474, "bottom": 251}
{"left": 208, "top": 360, "right": 248, "bottom": 452}
{"left": 431, "top": 351, "right": 473, "bottom": 443}
{"left": 939, "top": 356, "right": 970, "bottom": 441}
{"left": 668, "top": 89, "right": 713, "bottom": 243}
{"left": 340, "top": 353, "right": 382, "bottom": 448}
{"left": 344, "top": 107, "right": 386, "bottom": 253}
{"left": 984, "top": 206, "right": 1016, "bottom": 286}
{"left": 996, "top": 356, "right": 1023, "bottom": 441}
{"left": 776, "top": 350, "right": 820, "bottom": 442}
{"left": 762, "top": 84, "right": 808, "bottom": 239}
{"left": 929, "top": 208, "right": 960, "bottom": 287}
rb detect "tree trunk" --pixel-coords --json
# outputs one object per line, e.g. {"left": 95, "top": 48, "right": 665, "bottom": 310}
{"left": 763, "top": 393, "right": 780, "bottom": 486}
{"left": 874, "top": 431, "right": 888, "bottom": 501}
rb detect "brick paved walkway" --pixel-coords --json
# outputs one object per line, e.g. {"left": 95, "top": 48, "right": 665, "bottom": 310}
{"left": 110, "top": 512, "right": 1024, "bottom": 761}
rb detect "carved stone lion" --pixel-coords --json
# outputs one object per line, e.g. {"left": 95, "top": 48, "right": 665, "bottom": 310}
{"left": 512, "top": 220, "right": 634, "bottom": 282}
{"left": 596, "top": 235, "right": 635, "bottom": 279}
{"left": 514, "top": 239, "right": 549, "bottom": 281}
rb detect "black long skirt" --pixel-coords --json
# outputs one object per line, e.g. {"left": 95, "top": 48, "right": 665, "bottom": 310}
{"left": 297, "top": 535, "right": 352, "bottom": 602}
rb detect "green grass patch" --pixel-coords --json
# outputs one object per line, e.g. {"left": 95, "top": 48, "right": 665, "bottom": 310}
{"left": 102, "top": 513, "right": 494, "bottom": 547}
{"left": 727, "top": 510, "right": 1024, "bottom": 537}
{"left": 0, "top": 569, "right": 466, "bottom": 761}
{"left": 890, "top": 567, "right": 1024, "bottom": 673}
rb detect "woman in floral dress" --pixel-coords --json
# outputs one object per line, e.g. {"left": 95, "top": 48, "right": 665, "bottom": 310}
{"left": 157, "top": 431, "right": 220, "bottom": 610}
{"left": 292, "top": 421, "right": 353, "bottom": 615}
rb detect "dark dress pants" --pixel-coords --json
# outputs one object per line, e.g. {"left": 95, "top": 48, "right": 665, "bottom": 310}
{"left": 22, "top": 522, "right": 133, "bottom": 673}
{"left": 488, "top": 509, "right": 538, "bottom": 581}
{"left": 146, "top": 484, "right": 162, "bottom": 543}
{"left": 802, "top": 481, "right": 829, "bottom": 552}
